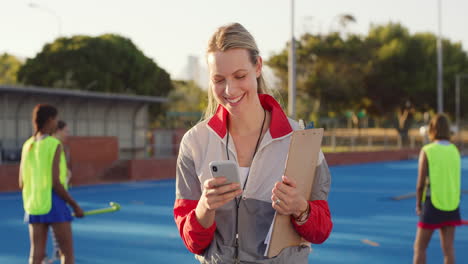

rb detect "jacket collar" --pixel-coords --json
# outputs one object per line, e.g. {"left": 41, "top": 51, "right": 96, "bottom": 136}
{"left": 207, "top": 94, "right": 293, "bottom": 139}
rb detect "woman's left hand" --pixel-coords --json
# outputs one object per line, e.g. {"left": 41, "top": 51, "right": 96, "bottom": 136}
{"left": 271, "top": 175, "right": 308, "bottom": 218}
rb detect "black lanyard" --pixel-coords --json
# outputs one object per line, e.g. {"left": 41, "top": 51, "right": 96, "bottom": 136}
{"left": 225, "top": 109, "right": 266, "bottom": 263}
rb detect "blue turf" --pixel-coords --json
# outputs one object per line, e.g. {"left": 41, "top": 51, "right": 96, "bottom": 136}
{"left": 1, "top": 158, "right": 467, "bottom": 263}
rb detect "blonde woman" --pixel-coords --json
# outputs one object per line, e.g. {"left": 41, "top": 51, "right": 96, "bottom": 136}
{"left": 174, "top": 23, "right": 332, "bottom": 263}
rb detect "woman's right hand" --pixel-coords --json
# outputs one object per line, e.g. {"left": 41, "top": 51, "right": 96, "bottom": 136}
{"left": 416, "top": 204, "right": 422, "bottom": 216}
{"left": 199, "top": 177, "right": 242, "bottom": 212}
{"left": 73, "top": 204, "right": 85, "bottom": 218}
{"left": 195, "top": 177, "right": 242, "bottom": 228}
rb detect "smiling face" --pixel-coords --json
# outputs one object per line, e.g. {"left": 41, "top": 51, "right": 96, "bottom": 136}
{"left": 207, "top": 48, "right": 262, "bottom": 116}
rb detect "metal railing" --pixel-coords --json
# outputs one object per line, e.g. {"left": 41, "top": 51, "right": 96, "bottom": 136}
{"left": 322, "top": 126, "right": 468, "bottom": 153}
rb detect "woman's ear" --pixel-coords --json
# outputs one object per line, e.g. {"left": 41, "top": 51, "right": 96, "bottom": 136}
{"left": 255, "top": 56, "right": 263, "bottom": 78}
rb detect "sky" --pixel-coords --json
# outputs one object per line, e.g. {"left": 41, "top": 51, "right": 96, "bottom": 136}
{"left": 2, "top": 0, "right": 467, "bottom": 81}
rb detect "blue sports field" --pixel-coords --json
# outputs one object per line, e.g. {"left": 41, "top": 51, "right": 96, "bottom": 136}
{"left": 1, "top": 158, "right": 467, "bottom": 263}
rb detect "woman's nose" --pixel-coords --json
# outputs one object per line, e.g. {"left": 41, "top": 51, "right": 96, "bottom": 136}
{"left": 224, "top": 79, "right": 237, "bottom": 95}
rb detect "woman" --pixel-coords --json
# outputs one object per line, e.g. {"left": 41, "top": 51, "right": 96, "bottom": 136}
{"left": 20, "top": 104, "right": 84, "bottom": 264}
{"left": 413, "top": 114, "right": 462, "bottom": 264}
{"left": 48, "top": 120, "right": 73, "bottom": 262}
{"left": 174, "top": 23, "right": 332, "bottom": 263}
{"left": 54, "top": 120, "right": 72, "bottom": 186}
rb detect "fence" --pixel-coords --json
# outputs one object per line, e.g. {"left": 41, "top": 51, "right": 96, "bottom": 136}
{"left": 322, "top": 126, "right": 468, "bottom": 153}
{"left": 149, "top": 124, "right": 468, "bottom": 158}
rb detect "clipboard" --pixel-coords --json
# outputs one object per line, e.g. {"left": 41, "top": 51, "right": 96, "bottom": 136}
{"left": 266, "top": 128, "right": 324, "bottom": 258}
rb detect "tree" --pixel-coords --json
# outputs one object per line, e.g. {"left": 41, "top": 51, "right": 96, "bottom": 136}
{"left": 268, "top": 32, "right": 369, "bottom": 123}
{"left": 169, "top": 80, "right": 207, "bottom": 113}
{"left": 364, "top": 23, "right": 468, "bottom": 142}
{"left": 268, "top": 21, "right": 468, "bottom": 135}
{"left": 153, "top": 80, "right": 207, "bottom": 128}
{"left": 18, "top": 34, "right": 173, "bottom": 120}
{"left": 0, "top": 53, "right": 22, "bottom": 84}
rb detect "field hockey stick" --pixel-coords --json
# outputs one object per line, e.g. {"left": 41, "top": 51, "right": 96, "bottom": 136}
{"left": 73, "top": 202, "right": 121, "bottom": 216}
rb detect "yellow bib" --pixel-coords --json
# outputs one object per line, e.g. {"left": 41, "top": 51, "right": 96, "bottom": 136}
{"left": 21, "top": 136, "right": 64, "bottom": 215}
{"left": 423, "top": 142, "right": 461, "bottom": 211}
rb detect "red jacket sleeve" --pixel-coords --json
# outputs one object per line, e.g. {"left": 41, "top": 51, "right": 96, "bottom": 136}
{"left": 291, "top": 200, "right": 333, "bottom": 244}
{"left": 174, "top": 199, "right": 216, "bottom": 254}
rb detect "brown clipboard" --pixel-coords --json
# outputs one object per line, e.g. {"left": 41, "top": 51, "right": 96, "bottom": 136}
{"left": 266, "top": 128, "right": 324, "bottom": 258}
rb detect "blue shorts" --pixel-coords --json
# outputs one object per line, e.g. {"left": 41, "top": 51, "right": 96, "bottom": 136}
{"left": 418, "top": 196, "right": 461, "bottom": 229}
{"left": 24, "top": 191, "right": 73, "bottom": 224}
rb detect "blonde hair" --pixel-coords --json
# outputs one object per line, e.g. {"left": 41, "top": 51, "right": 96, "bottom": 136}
{"left": 428, "top": 113, "right": 452, "bottom": 141}
{"left": 204, "top": 23, "right": 269, "bottom": 119}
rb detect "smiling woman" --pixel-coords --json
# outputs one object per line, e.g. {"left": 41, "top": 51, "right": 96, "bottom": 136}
{"left": 173, "top": 23, "right": 333, "bottom": 264}
{"left": 208, "top": 48, "right": 262, "bottom": 117}
{"left": 204, "top": 23, "right": 269, "bottom": 120}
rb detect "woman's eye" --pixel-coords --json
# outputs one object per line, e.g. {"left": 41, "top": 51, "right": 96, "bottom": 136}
{"left": 214, "top": 79, "right": 225, "bottom": 84}
{"left": 235, "top": 75, "right": 246, "bottom": 80}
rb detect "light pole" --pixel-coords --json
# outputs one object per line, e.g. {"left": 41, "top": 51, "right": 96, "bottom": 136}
{"left": 436, "top": 0, "right": 443, "bottom": 113}
{"left": 288, "top": 0, "right": 297, "bottom": 119}
{"left": 455, "top": 73, "right": 468, "bottom": 135}
{"left": 28, "top": 2, "right": 62, "bottom": 37}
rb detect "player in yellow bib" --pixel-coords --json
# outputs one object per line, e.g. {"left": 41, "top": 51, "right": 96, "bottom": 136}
{"left": 19, "top": 104, "right": 84, "bottom": 264}
{"left": 413, "top": 114, "right": 461, "bottom": 264}
{"left": 48, "top": 120, "right": 73, "bottom": 262}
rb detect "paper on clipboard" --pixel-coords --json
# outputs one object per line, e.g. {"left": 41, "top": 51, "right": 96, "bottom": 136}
{"left": 264, "top": 213, "right": 275, "bottom": 256}
{"left": 265, "top": 128, "right": 324, "bottom": 258}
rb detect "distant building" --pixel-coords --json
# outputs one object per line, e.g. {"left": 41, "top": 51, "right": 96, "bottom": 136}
{"left": 181, "top": 55, "right": 208, "bottom": 89}
{"left": 186, "top": 55, "right": 200, "bottom": 85}
{"left": 0, "top": 85, "right": 168, "bottom": 162}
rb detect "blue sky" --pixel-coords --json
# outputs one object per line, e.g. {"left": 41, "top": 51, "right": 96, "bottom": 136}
{"left": 2, "top": 0, "right": 467, "bottom": 80}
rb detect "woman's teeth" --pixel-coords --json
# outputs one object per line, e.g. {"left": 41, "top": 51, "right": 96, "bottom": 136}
{"left": 226, "top": 95, "right": 243, "bottom": 104}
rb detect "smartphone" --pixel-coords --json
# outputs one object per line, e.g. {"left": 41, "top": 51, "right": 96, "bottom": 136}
{"left": 209, "top": 160, "right": 241, "bottom": 187}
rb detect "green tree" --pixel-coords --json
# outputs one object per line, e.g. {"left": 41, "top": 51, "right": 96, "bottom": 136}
{"left": 169, "top": 80, "right": 207, "bottom": 113}
{"left": 0, "top": 53, "right": 22, "bottom": 84}
{"left": 268, "top": 32, "right": 370, "bottom": 123}
{"left": 364, "top": 23, "right": 468, "bottom": 142}
{"left": 268, "top": 22, "right": 468, "bottom": 134}
{"left": 153, "top": 80, "right": 207, "bottom": 128}
{"left": 18, "top": 34, "right": 173, "bottom": 120}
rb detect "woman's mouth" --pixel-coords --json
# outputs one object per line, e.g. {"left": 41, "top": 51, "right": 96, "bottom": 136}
{"left": 225, "top": 94, "right": 245, "bottom": 105}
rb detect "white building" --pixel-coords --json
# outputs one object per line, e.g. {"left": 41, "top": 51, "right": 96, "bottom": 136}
{"left": 0, "top": 85, "right": 168, "bottom": 161}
